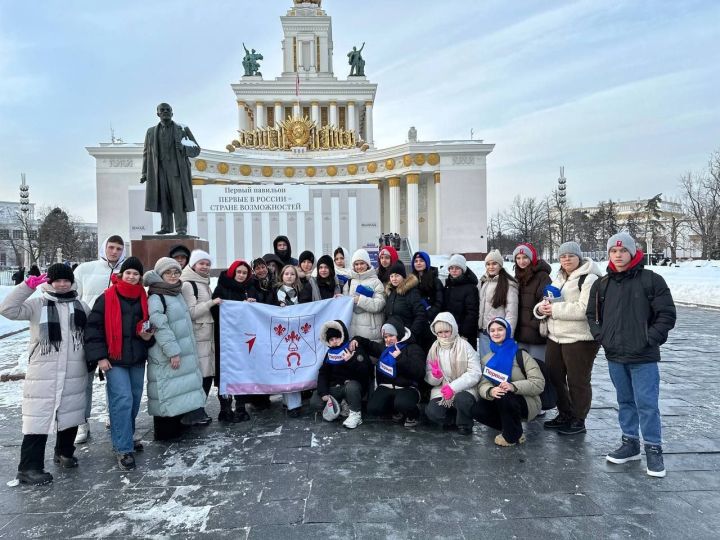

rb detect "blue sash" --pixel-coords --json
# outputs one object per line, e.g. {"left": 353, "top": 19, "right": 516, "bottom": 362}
{"left": 377, "top": 342, "right": 407, "bottom": 379}
{"left": 326, "top": 341, "right": 350, "bottom": 365}
{"left": 483, "top": 338, "right": 518, "bottom": 384}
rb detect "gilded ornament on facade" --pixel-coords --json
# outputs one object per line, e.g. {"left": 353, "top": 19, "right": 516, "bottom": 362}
{"left": 347, "top": 164, "right": 358, "bottom": 175}
{"left": 194, "top": 159, "right": 207, "bottom": 172}
{"left": 402, "top": 154, "right": 412, "bottom": 167}
{"left": 284, "top": 167, "right": 296, "bottom": 178}
{"left": 367, "top": 161, "right": 377, "bottom": 173}
{"left": 306, "top": 166, "right": 317, "bottom": 177}
{"left": 228, "top": 115, "right": 358, "bottom": 151}
{"left": 385, "top": 159, "right": 395, "bottom": 170}
{"left": 427, "top": 153, "right": 440, "bottom": 166}
{"left": 217, "top": 162, "right": 230, "bottom": 174}
{"left": 240, "top": 165, "right": 252, "bottom": 176}
{"left": 261, "top": 166, "right": 273, "bottom": 177}
{"left": 226, "top": 145, "right": 235, "bottom": 152}
{"left": 413, "top": 153, "right": 426, "bottom": 166}
{"left": 191, "top": 177, "right": 207, "bottom": 185}
{"left": 327, "top": 165, "right": 338, "bottom": 177}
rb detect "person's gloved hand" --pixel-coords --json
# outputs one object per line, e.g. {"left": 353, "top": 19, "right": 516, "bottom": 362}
{"left": 25, "top": 274, "right": 47, "bottom": 290}
{"left": 428, "top": 358, "right": 443, "bottom": 380}
{"left": 440, "top": 384, "right": 455, "bottom": 401}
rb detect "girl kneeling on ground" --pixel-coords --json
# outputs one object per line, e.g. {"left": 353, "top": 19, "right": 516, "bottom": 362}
{"left": 457, "top": 317, "right": 544, "bottom": 447}
{"left": 424, "top": 312, "right": 482, "bottom": 435}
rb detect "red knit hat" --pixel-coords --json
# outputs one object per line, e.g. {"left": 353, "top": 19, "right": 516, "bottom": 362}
{"left": 512, "top": 243, "right": 538, "bottom": 266}
{"left": 226, "top": 260, "right": 253, "bottom": 282}
{"left": 379, "top": 245, "right": 399, "bottom": 264}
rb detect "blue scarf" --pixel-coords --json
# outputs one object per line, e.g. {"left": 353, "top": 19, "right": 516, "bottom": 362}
{"left": 377, "top": 342, "right": 407, "bottom": 378}
{"left": 326, "top": 341, "right": 350, "bottom": 365}
{"left": 484, "top": 337, "right": 518, "bottom": 384}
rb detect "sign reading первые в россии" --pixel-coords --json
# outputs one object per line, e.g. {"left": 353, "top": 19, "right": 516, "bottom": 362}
{"left": 201, "top": 184, "right": 310, "bottom": 213}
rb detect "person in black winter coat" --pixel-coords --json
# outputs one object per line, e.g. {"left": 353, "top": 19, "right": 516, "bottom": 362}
{"left": 262, "top": 253, "right": 285, "bottom": 283}
{"left": 352, "top": 316, "right": 426, "bottom": 427}
{"left": 84, "top": 257, "right": 154, "bottom": 470}
{"left": 411, "top": 251, "right": 443, "bottom": 351}
{"left": 586, "top": 232, "right": 676, "bottom": 478}
{"left": 311, "top": 320, "right": 372, "bottom": 429}
{"left": 384, "top": 261, "right": 426, "bottom": 340}
{"left": 12, "top": 267, "right": 25, "bottom": 285}
{"left": 249, "top": 258, "right": 274, "bottom": 305}
{"left": 442, "top": 254, "right": 480, "bottom": 348}
{"left": 28, "top": 265, "right": 41, "bottom": 277}
{"left": 211, "top": 260, "right": 258, "bottom": 423}
{"left": 273, "top": 235, "right": 299, "bottom": 267}
{"left": 512, "top": 243, "right": 552, "bottom": 361}
{"left": 309, "top": 254, "right": 341, "bottom": 301}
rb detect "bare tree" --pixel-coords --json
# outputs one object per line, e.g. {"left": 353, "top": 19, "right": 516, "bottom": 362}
{"left": 504, "top": 195, "right": 548, "bottom": 254}
{"left": 680, "top": 169, "right": 720, "bottom": 258}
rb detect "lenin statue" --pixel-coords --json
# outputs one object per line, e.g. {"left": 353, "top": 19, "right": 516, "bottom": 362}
{"left": 140, "top": 103, "right": 200, "bottom": 235}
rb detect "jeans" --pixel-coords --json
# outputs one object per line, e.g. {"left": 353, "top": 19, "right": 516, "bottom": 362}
{"left": 18, "top": 426, "right": 78, "bottom": 471}
{"left": 517, "top": 342, "right": 547, "bottom": 362}
{"left": 310, "top": 381, "right": 363, "bottom": 412}
{"left": 105, "top": 363, "right": 146, "bottom": 453}
{"left": 425, "top": 391, "right": 476, "bottom": 428}
{"left": 478, "top": 333, "right": 492, "bottom": 359}
{"left": 84, "top": 371, "right": 94, "bottom": 421}
{"left": 608, "top": 361, "right": 662, "bottom": 445}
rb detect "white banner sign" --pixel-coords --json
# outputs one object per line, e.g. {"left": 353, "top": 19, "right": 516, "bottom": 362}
{"left": 201, "top": 184, "right": 310, "bottom": 213}
{"left": 219, "top": 297, "right": 353, "bottom": 395}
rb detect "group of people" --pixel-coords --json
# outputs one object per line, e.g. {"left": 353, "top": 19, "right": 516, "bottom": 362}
{"left": 0, "top": 230, "right": 676, "bottom": 486}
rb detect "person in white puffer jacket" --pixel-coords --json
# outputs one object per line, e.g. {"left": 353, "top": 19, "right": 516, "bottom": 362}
{"left": 343, "top": 249, "right": 386, "bottom": 344}
{"left": 72, "top": 234, "right": 126, "bottom": 444}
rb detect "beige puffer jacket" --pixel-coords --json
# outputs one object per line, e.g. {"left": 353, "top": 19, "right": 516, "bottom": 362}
{"left": 343, "top": 266, "right": 386, "bottom": 343}
{"left": 181, "top": 266, "right": 216, "bottom": 378}
{"left": 478, "top": 274, "right": 519, "bottom": 336}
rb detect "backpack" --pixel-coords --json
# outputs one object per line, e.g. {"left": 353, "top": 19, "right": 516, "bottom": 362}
{"left": 515, "top": 349, "right": 557, "bottom": 410}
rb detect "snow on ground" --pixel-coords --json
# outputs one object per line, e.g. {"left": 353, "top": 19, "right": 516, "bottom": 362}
{"left": 430, "top": 255, "right": 720, "bottom": 308}
{"left": 0, "top": 285, "right": 37, "bottom": 336}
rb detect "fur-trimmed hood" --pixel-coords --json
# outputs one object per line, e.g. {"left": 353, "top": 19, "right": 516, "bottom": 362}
{"left": 385, "top": 273, "right": 419, "bottom": 296}
{"left": 320, "top": 319, "right": 349, "bottom": 345}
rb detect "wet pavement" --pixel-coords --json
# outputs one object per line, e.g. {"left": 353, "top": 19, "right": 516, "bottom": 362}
{"left": 0, "top": 306, "right": 718, "bottom": 539}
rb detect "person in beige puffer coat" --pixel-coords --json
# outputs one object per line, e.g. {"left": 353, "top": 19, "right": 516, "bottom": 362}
{"left": 534, "top": 241, "right": 601, "bottom": 436}
{"left": 424, "top": 312, "right": 481, "bottom": 435}
{"left": 0, "top": 264, "right": 90, "bottom": 485}
{"left": 477, "top": 250, "right": 519, "bottom": 358}
{"left": 181, "top": 249, "right": 222, "bottom": 397}
{"left": 343, "top": 248, "right": 386, "bottom": 343}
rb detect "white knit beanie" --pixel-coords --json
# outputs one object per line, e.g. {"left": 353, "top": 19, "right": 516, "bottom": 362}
{"left": 447, "top": 254, "right": 467, "bottom": 272}
{"left": 485, "top": 249, "right": 503, "bottom": 266}
{"left": 351, "top": 248, "right": 372, "bottom": 267}
{"left": 189, "top": 249, "right": 212, "bottom": 268}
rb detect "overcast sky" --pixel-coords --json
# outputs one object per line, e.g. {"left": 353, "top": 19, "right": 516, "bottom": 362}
{"left": 1, "top": 0, "right": 719, "bottom": 222}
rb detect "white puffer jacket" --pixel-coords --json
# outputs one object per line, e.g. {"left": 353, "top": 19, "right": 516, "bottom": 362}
{"left": 343, "top": 266, "right": 386, "bottom": 343}
{"left": 533, "top": 257, "right": 601, "bottom": 343}
{"left": 478, "top": 273, "right": 519, "bottom": 336}
{"left": 74, "top": 237, "right": 126, "bottom": 308}
{"left": 181, "top": 266, "right": 216, "bottom": 378}
{"left": 0, "top": 283, "right": 90, "bottom": 434}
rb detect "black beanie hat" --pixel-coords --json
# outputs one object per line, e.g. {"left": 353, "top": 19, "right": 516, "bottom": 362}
{"left": 389, "top": 261, "right": 407, "bottom": 279}
{"left": 168, "top": 245, "right": 191, "bottom": 260}
{"left": 299, "top": 250, "right": 315, "bottom": 265}
{"left": 46, "top": 263, "right": 74, "bottom": 284}
{"left": 120, "top": 256, "right": 144, "bottom": 276}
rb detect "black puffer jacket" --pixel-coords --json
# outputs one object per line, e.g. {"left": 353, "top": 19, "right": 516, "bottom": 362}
{"left": 442, "top": 268, "right": 480, "bottom": 346}
{"left": 317, "top": 320, "right": 372, "bottom": 396}
{"left": 586, "top": 261, "right": 676, "bottom": 363}
{"left": 384, "top": 274, "right": 427, "bottom": 339}
{"left": 251, "top": 276, "right": 274, "bottom": 305}
{"left": 514, "top": 260, "right": 552, "bottom": 345}
{"left": 355, "top": 323, "right": 425, "bottom": 388}
{"left": 413, "top": 266, "right": 444, "bottom": 323}
{"left": 85, "top": 292, "right": 153, "bottom": 368}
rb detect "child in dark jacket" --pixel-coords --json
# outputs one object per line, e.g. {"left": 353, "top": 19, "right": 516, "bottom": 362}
{"left": 352, "top": 316, "right": 426, "bottom": 427}
{"left": 311, "top": 320, "right": 371, "bottom": 429}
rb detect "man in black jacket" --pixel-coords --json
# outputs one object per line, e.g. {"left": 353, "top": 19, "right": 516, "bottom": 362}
{"left": 586, "top": 232, "right": 676, "bottom": 478}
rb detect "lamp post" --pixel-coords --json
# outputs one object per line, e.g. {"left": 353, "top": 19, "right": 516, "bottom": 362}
{"left": 557, "top": 166, "right": 567, "bottom": 243}
{"left": 19, "top": 173, "right": 31, "bottom": 268}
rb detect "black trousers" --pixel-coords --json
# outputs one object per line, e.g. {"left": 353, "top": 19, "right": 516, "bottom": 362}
{"left": 425, "top": 391, "right": 476, "bottom": 428}
{"left": 457, "top": 393, "right": 529, "bottom": 443}
{"left": 310, "top": 381, "right": 363, "bottom": 413}
{"left": 367, "top": 386, "right": 420, "bottom": 419}
{"left": 18, "top": 425, "right": 78, "bottom": 472}
{"left": 153, "top": 415, "right": 184, "bottom": 441}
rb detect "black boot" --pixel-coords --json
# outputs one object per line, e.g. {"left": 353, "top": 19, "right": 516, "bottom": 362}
{"left": 218, "top": 396, "right": 238, "bottom": 423}
{"left": 233, "top": 398, "right": 250, "bottom": 422}
{"left": 16, "top": 470, "right": 53, "bottom": 485}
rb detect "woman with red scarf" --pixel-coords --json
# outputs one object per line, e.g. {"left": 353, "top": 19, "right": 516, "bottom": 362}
{"left": 85, "top": 257, "right": 155, "bottom": 471}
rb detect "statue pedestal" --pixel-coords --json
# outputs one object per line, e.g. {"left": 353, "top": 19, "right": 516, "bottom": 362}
{"left": 131, "top": 236, "right": 210, "bottom": 273}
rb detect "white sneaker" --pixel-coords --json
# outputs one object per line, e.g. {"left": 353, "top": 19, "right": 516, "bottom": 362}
{"left": 343, "top": 411, "right": 362, "bottom": 429}
{"left": 403, "top": 417, "right": 419, "bottom": 428}
{"left": 340, "top": 400, "right": 350, "bottom": 418}
{"left": 75, "top": 423, "right": 90, "bottom": 444}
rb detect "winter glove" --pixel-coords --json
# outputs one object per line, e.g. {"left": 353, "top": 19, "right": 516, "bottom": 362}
{"left": 428, "top": 358, "right": 443, "bottom": 380}
{"left": 25, "top": 274, "right": 47, "bottom": 290}
{"left": 355, "top": 284, "right": 374, "bottom": 298}
{"left": 337, "top": 274, "right": 349, "bottom": 286}
{"left": 440, "top": 384, "right": 455, "bottom": 401}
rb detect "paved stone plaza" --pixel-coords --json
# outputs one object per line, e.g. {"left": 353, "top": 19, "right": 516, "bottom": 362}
{"left": 0, "top": 306, "right": 718, "bottom": 539}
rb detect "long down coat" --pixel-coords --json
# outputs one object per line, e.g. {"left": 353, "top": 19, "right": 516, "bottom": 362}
{"left": 0, "top": 283, "right": 90, "bottom": 435}
{"left": 181, "top": 266, "right": 216, "bottom": 378}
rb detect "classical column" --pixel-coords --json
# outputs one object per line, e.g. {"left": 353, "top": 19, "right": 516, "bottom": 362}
{"left": 237, "top": 101, "right": 248, "bottom": 132}
{"left": 406, "top": 173, "right": 419, "bottom": 251}
{"left": 255, "top": 101, "right": 265, "bottom": 128}
{"left": 293, "top": 101, "right": 301, "bottom": 116}
{"left": 329, "top": 101, "right": 338, "bottom": 126}
{"left": 274, "top": 102, "right": 283, "bottom": 126}
{"left": 388, "top": 176, "right": 401, "bottom": 234}
{"left": 311, "top": 101, "right": 320, "bottom": 124}
{"left": 365, "top": 101, "right": 374, "bottom": 146}
{"left": 434, "top": 172, "right": 441, "bottom": 250}
{"left": 347, "top": 101, "right": 356, "bottom": 132}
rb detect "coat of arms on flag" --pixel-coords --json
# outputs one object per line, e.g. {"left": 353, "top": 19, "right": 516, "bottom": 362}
{"left": 270, "top": 315, "right": 317, "bottom": 373}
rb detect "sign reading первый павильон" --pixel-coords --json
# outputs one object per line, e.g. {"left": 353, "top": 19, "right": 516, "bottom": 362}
{"left": 201, "top": 184, "right": 310, "bottom": 213}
